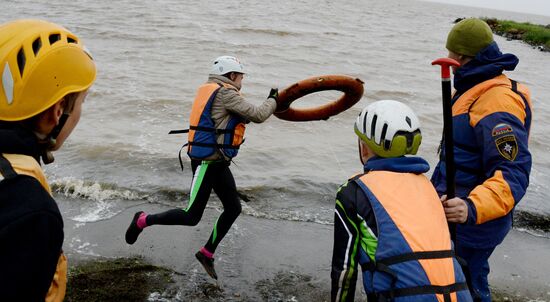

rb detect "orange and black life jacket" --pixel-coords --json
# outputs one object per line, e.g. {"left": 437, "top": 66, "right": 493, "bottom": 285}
{"left": 170, "top": 82, "right": 246, "bottom": 160}
{"left": 355, "top": 171, "right": 472, "bottom": 302}
{"left": 0, "top": 153, "right": 67, "bottom": 302}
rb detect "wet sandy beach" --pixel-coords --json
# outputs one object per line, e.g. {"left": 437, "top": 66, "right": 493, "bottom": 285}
{"left": 60, "top": 197, "right": 550, "bottom": 301}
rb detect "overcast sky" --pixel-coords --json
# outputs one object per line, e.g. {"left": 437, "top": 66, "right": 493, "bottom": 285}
{"left": 422, "top": 0, "right": 550, "bottom": 17}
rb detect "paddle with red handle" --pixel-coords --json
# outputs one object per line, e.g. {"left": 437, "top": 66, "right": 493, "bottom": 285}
{"left": 431, "top": 58, "right": 460, "bottom": 242}
{"left": 433, "top": 59, "right": 481, "bottom": 302}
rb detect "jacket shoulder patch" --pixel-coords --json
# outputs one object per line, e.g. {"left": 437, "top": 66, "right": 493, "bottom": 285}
{"left": 492, "top": 123, "right": 513, "bottom": 137}
{"left": 492, "top": 123, "right": 517, "bottom": 161}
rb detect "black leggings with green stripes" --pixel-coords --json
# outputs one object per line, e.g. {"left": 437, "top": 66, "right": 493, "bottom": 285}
{"left": 146, "top": 159, "right": 242, "bottom": 253}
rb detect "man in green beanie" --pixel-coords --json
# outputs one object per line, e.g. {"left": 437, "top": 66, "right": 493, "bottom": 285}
{"left": 446, "top": 18, "right": 494, "bottom": 57}
{"left": 431, "top": 18, "right": 533, "bottom": 302}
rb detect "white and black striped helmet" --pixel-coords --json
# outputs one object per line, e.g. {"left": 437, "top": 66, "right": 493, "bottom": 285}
{"left": 354, "top": 100, "right": 422, "bottom": 157}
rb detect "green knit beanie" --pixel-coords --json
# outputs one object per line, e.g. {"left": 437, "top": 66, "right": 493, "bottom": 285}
{"left": 446, "top": 18, "right": 494, "bottom": 57}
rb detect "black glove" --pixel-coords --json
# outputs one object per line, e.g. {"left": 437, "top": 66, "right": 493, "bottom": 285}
{"left": 267, "top": 88, "right": 278, "bottom": 101}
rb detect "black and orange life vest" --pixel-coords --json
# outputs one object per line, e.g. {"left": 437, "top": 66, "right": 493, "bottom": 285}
{"left": 186, "top": 82, "right": 246, "bottom": 159}
{"left": 355, "top": 171, "right": 472, "bottom": 301}
{"left": 0, "top": 153, "right": 67, "bottom": 302}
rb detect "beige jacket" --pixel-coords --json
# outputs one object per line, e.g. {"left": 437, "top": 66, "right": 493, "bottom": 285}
{"left": 201, "top": 74, "right": 277, "bottom": 160}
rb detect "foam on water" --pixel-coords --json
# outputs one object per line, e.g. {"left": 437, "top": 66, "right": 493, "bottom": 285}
{"left": 241, "top": 203, "right": 333, "bottom": 225}
{"left": 50, "top": 176, "right": 550, "bottom": 234}
{"left": 68, "top": 237, "right": 100, "bottom": 257}
{"left": 51, "top": 177, "right": 142, "bottom": 202}
{"left": 70, "top": 201, "right": 119, "bottom": 223}
{"left": 51, "top": 177, "right": 147, "bottom": 222}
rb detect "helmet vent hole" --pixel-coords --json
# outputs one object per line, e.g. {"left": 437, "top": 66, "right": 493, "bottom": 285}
{"left": 17, "top": 48, "right": 26, "bottom": 77}
{"left": 362, "top": 111, "right": 368, "bottom": 133}
{"left": 32, "top": 38, "right": 42, "bottom": 56}
{"left": 406, "top": 133, "right": 413, "bottom": 147}
{"left": 380, "top": 123, "right": 388, "bottom": 143}
{"left": 49, "top": 33, "right": 61, "bottom": 45}
{"left": 370, "top": 115, "right": 377, "bottom": 139}
{"left": 67, "top": 36, "right": 77, "bottom": 44}
{"left": 406, "top": 116, "right": 412, "bottom": 127}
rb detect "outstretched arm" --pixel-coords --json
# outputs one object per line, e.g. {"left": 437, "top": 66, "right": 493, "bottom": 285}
{"left": 220, "top": 88, "right": 277, "bottom": 123}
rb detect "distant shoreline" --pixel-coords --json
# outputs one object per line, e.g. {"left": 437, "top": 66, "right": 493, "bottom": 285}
{"left": 485, "top": 18, "right": 550, "bottom": 51}
{"left": 420, "top": 0, "right": 550, "bottom": 18}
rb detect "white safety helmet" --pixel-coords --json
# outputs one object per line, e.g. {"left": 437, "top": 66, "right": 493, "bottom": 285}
{"left": 354, "top": 100, "right": 422, "bottom": 158}
{"left": 210, "top": 55, "right": 245, "bottom": 75}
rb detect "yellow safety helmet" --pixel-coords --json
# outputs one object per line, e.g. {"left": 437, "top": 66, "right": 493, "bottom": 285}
{"left": 0, "top": 19, "right": 96, "bottom": 121}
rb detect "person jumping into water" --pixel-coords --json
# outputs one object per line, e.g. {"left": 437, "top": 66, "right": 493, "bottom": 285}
{"left": 125, "top": 55, "right": 278, "bottom": 279}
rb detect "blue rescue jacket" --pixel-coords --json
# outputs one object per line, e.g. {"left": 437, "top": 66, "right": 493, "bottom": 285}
{"left": 431, "top": 42, "right": 532, "bottom": 248}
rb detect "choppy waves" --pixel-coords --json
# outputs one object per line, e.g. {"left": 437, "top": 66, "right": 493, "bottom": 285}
{"left": 51, "top": 178, "right": 550, "bottom": 233}
{"left": 51, "top": 178, "right": 148, "bottom": 223}
{"left": 7, "top": 0, "right": 548, "bottom": 237}
{"left": 51, "top": 177, "right": 143, "bottom": 202}
{"left": 51, "top": 177, "right": 335, "bottom": 225}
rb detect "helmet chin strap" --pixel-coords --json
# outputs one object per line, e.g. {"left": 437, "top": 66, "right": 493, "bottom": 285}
{"left": 40, "top": 112, "right": 69, "bottom": 164}
{"left": 40, "top": 96, "right": 76, "bottom": 164}
{"left": 358, "top": 139, "right": 366, "bottom": 166}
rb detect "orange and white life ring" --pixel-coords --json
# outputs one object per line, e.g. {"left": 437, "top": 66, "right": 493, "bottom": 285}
{"left": 274, "top": 75, "right": 364, "bottom": 122}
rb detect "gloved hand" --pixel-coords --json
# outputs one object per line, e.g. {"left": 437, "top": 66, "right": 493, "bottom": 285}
{"left": 267, "top": 88, "right": 278, "bottom": 101}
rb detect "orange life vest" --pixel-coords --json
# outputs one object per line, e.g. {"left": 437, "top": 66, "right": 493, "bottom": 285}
{"left": 355, "top": 171, "right": 471, "bottom": 301}
{"left": 0, "top": 153, "right": 66, "bottom": 302}
{"left": 187, "top": 82, "right": 246, "bottom": 159}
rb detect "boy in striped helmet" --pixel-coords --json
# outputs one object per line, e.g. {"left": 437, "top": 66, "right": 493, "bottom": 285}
{"left": 331, "top": 100, "right": 472, "bottom": 302}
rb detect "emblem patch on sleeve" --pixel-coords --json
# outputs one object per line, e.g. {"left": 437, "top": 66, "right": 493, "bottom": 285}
{"left": 492, "top": 123, "right": 513, "bottom": 136}
{"left": 492, "top": 123, "right": 518, "bottom": 161}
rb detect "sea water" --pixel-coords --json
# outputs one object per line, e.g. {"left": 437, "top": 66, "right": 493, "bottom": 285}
{"left": 3, "top": 0, "right": 550, "bottom": 236}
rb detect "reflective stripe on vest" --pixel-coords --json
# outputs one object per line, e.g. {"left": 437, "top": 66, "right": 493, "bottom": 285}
{"left": 187, "top": 82, "right": 246, "bottom": 159}
{"left": 355, "top": 171, "right": 470, "bottom": 301}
